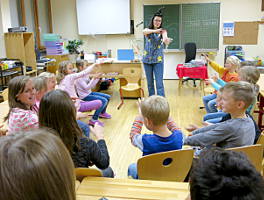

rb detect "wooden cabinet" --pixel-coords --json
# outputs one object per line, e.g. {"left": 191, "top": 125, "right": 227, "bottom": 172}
{"left": 4, "top": 32, "right": 37, "bottom": 75}
{"left": 46, "top": 54, "right": 69, "bottom": 74}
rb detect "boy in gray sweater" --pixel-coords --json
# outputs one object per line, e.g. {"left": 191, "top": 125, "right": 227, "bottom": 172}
{"left": 184, "top": 81, "right": 255, "bottom": 148}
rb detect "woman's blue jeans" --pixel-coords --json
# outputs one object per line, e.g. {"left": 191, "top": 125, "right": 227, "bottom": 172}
{"left": 144, "top": 62, "right": 165, "bottom": 97}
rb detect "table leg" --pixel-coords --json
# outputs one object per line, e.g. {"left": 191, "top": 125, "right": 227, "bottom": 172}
{"left": 178, "top": 78, "right": 183, "bottom": 94}
{"left": 200, "top": 80, "right": 205, "bottom": 96}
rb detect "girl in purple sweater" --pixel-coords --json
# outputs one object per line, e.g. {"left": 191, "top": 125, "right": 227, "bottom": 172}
{"left": 75, "top": 60, "right": 111, "bottom": 126}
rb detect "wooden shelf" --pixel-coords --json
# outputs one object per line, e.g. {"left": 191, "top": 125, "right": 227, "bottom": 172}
{"left": 4, "top": 32, "right": 37, "bottom": 76}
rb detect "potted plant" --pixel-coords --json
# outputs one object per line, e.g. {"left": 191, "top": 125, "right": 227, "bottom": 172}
{"left": 66, "top": 39, "right": 83, "bottom": 62}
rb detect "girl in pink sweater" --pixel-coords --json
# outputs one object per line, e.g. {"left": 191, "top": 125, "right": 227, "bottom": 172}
{"left": 56, "top": 61, "right": 103, "bottom": 125}
{"left": 75, "top": 60, "right": 111, "bottom": 126}
{"left": 5, "top": 76, "right": 38, "bottom": 134}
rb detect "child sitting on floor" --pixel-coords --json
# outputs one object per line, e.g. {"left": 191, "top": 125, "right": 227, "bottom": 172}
{"left": 75, "top": 60, "right": 111, "bottom": 126}
{"left": 203, "top": 55, "right": 240, "bottom": 113}
{"left": 128, "top": 95, "right": 184, "bottom": 179}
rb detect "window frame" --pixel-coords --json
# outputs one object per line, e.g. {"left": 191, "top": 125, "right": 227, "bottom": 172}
{"left": 20, "top": 0, "right": 53, "bottom": 49}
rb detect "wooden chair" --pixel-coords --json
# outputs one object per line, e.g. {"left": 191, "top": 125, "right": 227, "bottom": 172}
{"left": 75, "top": 168, "right": 102, "bottom": 182}
{"left": 0, "top": 88, "right": 8, "bottom": 101}
{"left": 137, "top": 148, "right": 194, "bottom": 182}
{"left": 117, "top": 67, "right": 144, "bottom": 109}
{"left": 256, "top": 132, "right": 264, "bottom": 147}
{"left": 227, "top": 144, "right": 263, "bottom": 173}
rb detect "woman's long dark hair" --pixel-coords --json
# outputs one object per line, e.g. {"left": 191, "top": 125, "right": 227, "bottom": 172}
{"left": 148, "top": 13, "right": 163, "bottom": 29}
{"left": 39, "top": 89, "right": 83, "bottom": 152}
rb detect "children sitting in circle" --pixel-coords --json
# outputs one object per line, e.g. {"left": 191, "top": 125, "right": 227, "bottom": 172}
{"left": 75, "top": 60, "right": 111, "bottom": 126}
{"left": 203, "top": 55, "right": 240, "bottom": 113}
{"left": 56, "top": 60, "right": 105, "bottom": 126}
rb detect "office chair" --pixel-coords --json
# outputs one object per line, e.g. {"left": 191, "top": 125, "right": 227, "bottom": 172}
{"left": 182, "top": 42, "right": 199, "bottom": 87}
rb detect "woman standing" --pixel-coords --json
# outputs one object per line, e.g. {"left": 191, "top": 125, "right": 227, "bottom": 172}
{"left": 143, "top": 11, "right": 172, "bottom": 97}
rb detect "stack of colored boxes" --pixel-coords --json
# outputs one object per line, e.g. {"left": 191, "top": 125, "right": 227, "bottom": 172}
{"left": 42, "top": 34, "right": 64, "bottom": 55}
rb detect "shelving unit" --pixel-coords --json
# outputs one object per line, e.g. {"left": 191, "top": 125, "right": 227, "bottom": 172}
{"left": 4, "top": 32, "right": 37, "bottom": 75}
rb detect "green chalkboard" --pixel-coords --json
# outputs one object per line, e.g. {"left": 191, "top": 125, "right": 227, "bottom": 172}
{"left": 181, "top": 3, "right": 220, "bottom": 49}
{"left": 143, "top": 3, "right": 220, "bottom": 50}
{"left": 143, "top": 5, "right": 180, "bottom": 49}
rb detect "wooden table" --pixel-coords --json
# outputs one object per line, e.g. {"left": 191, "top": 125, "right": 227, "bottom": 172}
{"left": 0, "top": 100, "right": 9, "bottom": 124}
{"left": 176, "top": 64, "right": 208, "bottom": 95}
{"left": 76, "top": 177, "right": 189, "bottom": 200}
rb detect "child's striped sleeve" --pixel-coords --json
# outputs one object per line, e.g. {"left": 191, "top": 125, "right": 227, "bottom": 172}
{"left": 167, "top": 117, "right": 181, "bottom": 132}
{"left": 130, "top": 116, "right": 144, "bottom": 143}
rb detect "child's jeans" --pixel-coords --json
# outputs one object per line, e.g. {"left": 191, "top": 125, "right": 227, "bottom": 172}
{"left": 203, "top": 111, "right": 227, "bottom": 124}
{"left": 82, "top": 92, "right": 111, "bottom": 120}
{"left": 128, "top": 163, "right": 138, "bottom": 179}
{"left": 202, "top": 93, "right": 217, "bottom": 113}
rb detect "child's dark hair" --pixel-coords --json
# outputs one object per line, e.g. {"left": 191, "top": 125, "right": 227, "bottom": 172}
{"left": 190, "top": 147, "right": 264, "bottom": 200}
{"left": 39, "top": 89, "right": 83, "bottom": 152}
{"left": 148, "top": 8, "right": 163, "bottom": 29}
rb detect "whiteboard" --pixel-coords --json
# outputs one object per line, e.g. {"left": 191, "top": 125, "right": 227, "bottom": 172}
{"left": 76, "top": 0, "right": 131, "bottom": 35}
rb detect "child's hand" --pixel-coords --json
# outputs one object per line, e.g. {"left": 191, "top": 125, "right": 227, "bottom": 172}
{"left": 90, "top": 122, "right": 104, "bottom": 140}
{"left": 212, "top": 75, "right": 218, "bottom": 82}
{"left": 201, "top": 54, "right": 210, "bottom": 62}
{"left": 185, "top": 124, "right": 199, "bottom": 132}
{"left": 94, "top": 72, "right": 103, "bottom": 79}
{"left": 154, "top": 28, "right": 163, "bottom": 34}
{"left": 202, "top": 121, "right": 213, "bottom": 127}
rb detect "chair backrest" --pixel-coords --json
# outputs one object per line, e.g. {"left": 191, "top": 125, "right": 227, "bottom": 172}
{"left": 137, "top": 148, "right": 194, "bottom": 182}
{"left": 75, "top": 168, "right": 102, "bottom": 182}
{"left": 184, "top": 43, "right": 196, "bottom": 63}
{"left": 122, "top": 67, "right": 141, "bottom": 84}
{"left": 227, "top": 144, "right": 263, "bottom": 173}
{"left": 256, "top": 132, "right": 264, "bottom": 146}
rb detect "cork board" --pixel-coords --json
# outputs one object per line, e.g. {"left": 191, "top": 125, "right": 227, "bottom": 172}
{"left": 223, "top": 21, "right": 259, "bottom": 45}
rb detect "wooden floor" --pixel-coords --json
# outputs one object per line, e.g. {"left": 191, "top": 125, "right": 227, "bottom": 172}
{"left": 96, "top": 79, "right": 206, "bottom": 178}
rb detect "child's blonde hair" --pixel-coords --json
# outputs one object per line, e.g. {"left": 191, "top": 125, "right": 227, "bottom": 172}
{"left": 238, "top": 66, "right": 260, "bottom": 94}
{"left": 226, "top": 56, "right": 241, "bottom": 71}
{"left": 33, "top": 76, "right": 47, "bottom": 92}
{"left": 140, "top": 95, "right": 169, "bottom": 126}
{"left": 222, "top": 81, "right": 255, "bottom": 108}
{"left": 38, "top": 72, "right": 55, "bottom": 79}
{"left": 76, "top": 60, "right": 85, "bottom": 72}
{"left": 56, "top": 61, "right": 72, "bottom": 84}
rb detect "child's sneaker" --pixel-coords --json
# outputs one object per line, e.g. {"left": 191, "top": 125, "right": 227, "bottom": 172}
{"left": 99, "top": 112, "right": 112, "bottom": 119}
{"left": 89, "top": 119, "right": 104, "bottom": 127}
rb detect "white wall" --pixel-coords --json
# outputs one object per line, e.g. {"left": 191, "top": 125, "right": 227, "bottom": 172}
{"left": 0, "top": 0, "right": 9, "bottom": 58}
{"left": 47, "top": 0, "right": 264, "bottom": 78}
